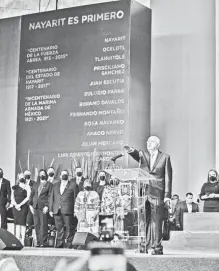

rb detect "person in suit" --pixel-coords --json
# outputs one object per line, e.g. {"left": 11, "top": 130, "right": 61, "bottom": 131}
{"left": 29, "top": 169, "right": 52, "bottom": 247}
{"left": 169, "top": 194, "right": 180, "bottom": 230}
{"left": 124, "top": 135, "right": 172, "bottom": 255}
{"left": 70, "top": 167, "right": 86, "bottom": 200}
{"left": 200, "top": 169, "right": 219, "bottom": 212}
{"left": 49, "top": 170, "right": 75, "bottom": 248}
{"left": 175, "top": 192, "right": 199, "bottom": 230}
{"left": 0, "top": 168, "right": 11, "bottom": 229}
{"left": 24, "top": 170, "right": 35, "bottom": 232}
{"left": 11, "top": 173, "right": 31, "bottom": 245}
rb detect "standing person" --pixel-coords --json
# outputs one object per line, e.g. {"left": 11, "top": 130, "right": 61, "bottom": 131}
{"left": 74, "top": 179, "right": 100, "bottom": 236}
{"left": 29, "top": 169, "right": 52, "bottom": 247}
{"left": 124, "top": 135, "right": 172, "bottom": 255}
{"left": 11, "top": 173, "right": 31, "bottom": 245}
{"left": 175, "top": 192, "right": 199, "bottom": 230}
{"left": 70, "top": 167, "right": 86, "bottom": 200}
{"left": 49, "top": 170, "right": 75, "bottom": 248}
{"left": 200, "top": 169, "right": 219, "bottom": 212}
{"left": 0, "top": 168, "right": 11, "bottom": 229}
{"left": 95, "top": 171, "right": 107, "bottom": 201}
{"left": 47, "top": 167, "right": 59, "bottom": 184}
{"left": 24, "top": 170, "right": 35, "bottom": 233}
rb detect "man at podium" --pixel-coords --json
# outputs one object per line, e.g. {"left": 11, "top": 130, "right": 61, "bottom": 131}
{"left": 124, "top": 136, "right": 172, "bottom": 255}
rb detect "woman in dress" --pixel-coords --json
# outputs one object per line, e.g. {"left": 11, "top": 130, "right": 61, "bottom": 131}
{"left": 74, "top": 179, "right": 100, "bottom": 236}
{"left": 200, "top": 169, "right": 219, "bottom": 212}
{"left": 11, "top": 173, "right": 31, "bottom": 245}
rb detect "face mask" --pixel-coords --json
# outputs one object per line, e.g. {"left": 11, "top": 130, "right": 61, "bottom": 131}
{"left": 0, "top": 173, "right": 3, "bottom": 178}
{"left": 84, "top": 186, "right": 92, "bottom": 191}
{"left": 100, "top": 176, "right": 105, "bottom": 181}
{"left": 40, "top": 175, "right": 46, "bottom": 181}
{"left": 25, "top": 175, "right": 31, "bottom": 180}
{"left": 19, "top": 178, "right": 26, "bottom": 184}
{"left": 209, "top": 176, "right": 217, "bottom": 182}
{"left": 77, "top": 172, "right": 82, "bottom": 177}
{"left": 62, "top": 175, "right": 68, "bottom": 181}
{"left": 49, "top": 172, "right": 54, "bottom": 177}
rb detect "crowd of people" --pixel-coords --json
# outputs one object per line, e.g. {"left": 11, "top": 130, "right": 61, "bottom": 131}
{"left": 0, "top": 139, "right": 219, "bottom": 254}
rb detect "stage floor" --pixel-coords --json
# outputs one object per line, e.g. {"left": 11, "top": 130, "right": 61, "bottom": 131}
{"left": 0, "top": 247, "right": 219, "bottom": 271}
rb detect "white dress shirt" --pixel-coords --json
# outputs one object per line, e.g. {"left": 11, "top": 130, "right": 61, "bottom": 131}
{"left": 150, "top": 150, "right": 158, "bottom": 170}
{"left": 60, "top": 180, "right": 68, "bottom": 195}
{"left": 187, "top": 203, "right": 192, "bottom": 213}
{"left": 76, "top": 177, "right": 82, "bottom": 186}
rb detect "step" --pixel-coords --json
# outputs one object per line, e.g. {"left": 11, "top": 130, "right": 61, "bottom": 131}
{"left": 184, "top": 212, "right": 219, "bottom": 231}
{"left": 164, "top": 231, "right": 219, "bottom": 252}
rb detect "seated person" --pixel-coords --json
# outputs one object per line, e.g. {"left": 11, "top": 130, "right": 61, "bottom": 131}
{"left": 74, "top": 179, "right": 100, "bottom": 236}
{"left": 169, "top": 194, "right": 180, "bottom": 230}
{"left": 175, "top": 192, "right": 199, "bottom": 230}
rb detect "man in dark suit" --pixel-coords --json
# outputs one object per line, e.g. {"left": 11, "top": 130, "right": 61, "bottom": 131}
{"left": 124, "top": 135, "right": 172, "bottom": 255}
{"left": 0, "top": 168, "right": 11, "bottom": 229}
{"left": 29, "top": 169, "right": 53, "bottom": 247}
{"left": 70, "top": 167, "right": 85, "bottom": 200}
{"left": 175, "top": 192, "right": 199, "bottom": 230}
{"left": 49, "top": 170, "right": 75, "bottom": 248}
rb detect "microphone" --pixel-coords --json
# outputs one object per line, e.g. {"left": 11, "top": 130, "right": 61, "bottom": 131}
{"left": 111, "top": 153, "right": 124, "bottom": 162}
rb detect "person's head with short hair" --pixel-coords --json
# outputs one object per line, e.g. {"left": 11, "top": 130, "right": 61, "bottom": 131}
{"left": 60, "top": 170, "right": 69, "bottom": 181}
{"left": 172, "top": 194, "right": 179, "bottom": 200}
{"left": 186, "top": 192, "right": 193, "bottom": 204}
{"left": 39, "top": 169, "right": 48, "bottom": 182}
{"left": 76, "top": 167, "right": 83, "bottom": 178}
{"left": 208, "top": 169, "right": 218, "bottom": 183}
{"left": 24, "top": 169, "right": 31, "bottom": 180}
{"left": 0, "top": 168, "right": 3, "bottom": 179}
{"left": 47, "top": 167, "right": 55, "bottom": 178}
{"left": 171, "top": 194, "right": 179, "bottom": 205}
{"left": 147, "top": 136, "right": 160, "bottom": 154}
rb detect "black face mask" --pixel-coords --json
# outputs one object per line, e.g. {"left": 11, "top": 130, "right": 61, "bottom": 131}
{"left": 62, "top": 175, "right": 68, "bottom": 181}
{"left": 0, "top": 173, "right": 3, "bottom": 178}
{"left": 84, "top": 186, "right": 92, "bottom": 191}
{"left": 19, "top": 178, "right": 26, "bottom": 184}
{"left": 49, "top": 172, "right": 54, "bottom": 177}
{"left": 209, "top": 176, "right": 217, "bottom": 182}
{"left": 77, "top": 172, "right": 83, "bottom": 177}
{"left": 25, "top": 175, "right": 31, "bottom": 180}
{"left": 40, "top": 175, "right": 46, "bottom": 181}
{"left": 100, "top": 176, "right": 105, "bottom": 181}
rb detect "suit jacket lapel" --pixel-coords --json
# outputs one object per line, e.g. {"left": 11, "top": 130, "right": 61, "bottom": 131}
{"left": 144, "top": 152, "right": 150, "bottom": 169}
{"left": 151, "top": 151, "right": 163, "bottom": 172}
{"left": 183, "top": 201, "right": 188, "bottom": 212}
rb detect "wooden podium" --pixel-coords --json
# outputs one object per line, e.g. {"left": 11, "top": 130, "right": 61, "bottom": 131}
{"left": 165, "top": 212, "right": 219, "bottom": 252}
